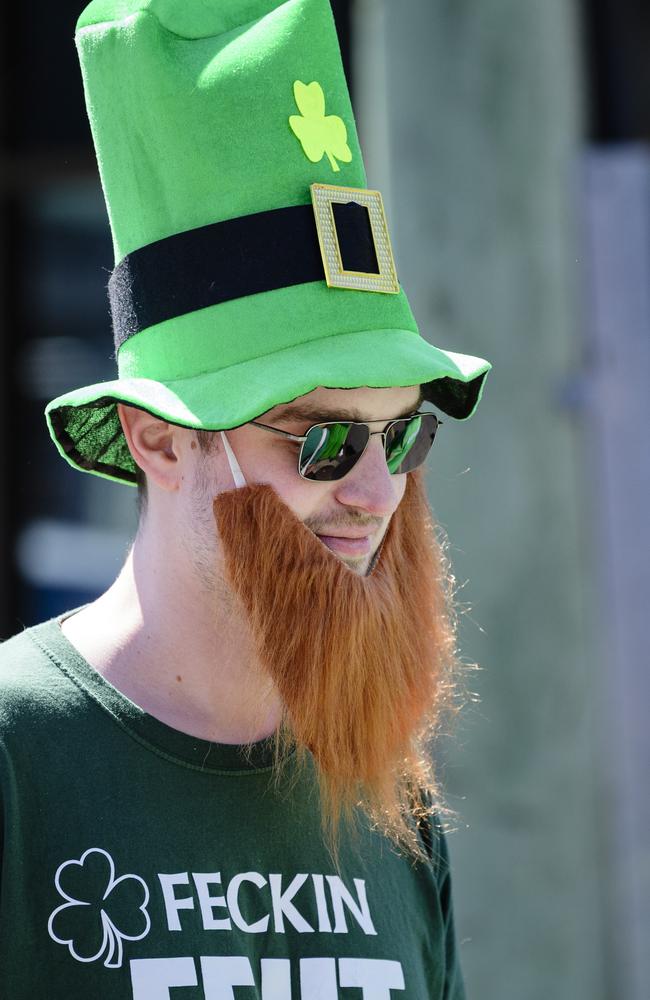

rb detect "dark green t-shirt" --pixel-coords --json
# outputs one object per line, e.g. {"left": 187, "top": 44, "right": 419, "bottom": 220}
{"left": 0, "top": 615, "right": 467, "bottom": 999}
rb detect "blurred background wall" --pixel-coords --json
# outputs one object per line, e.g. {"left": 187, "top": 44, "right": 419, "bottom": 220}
{"left": 1, "top": 2, "right": 649, "bottom": 999}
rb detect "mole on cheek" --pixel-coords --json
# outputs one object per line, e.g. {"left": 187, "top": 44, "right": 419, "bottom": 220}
{"left": 176, "top": 675, "right": 182, "bottom": 682}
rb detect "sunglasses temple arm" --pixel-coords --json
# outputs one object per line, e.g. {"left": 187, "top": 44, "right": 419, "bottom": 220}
{"left": 220, "top": 431, "right": 247, "bottom": 488}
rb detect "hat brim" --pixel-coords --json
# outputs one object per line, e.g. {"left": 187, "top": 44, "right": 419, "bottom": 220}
{"left": 45, "top": 327, "right": 491, "bottom": 485}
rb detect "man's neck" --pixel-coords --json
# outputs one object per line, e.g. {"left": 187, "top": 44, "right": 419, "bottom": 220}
{"left": 59, "top": 542, "right": 283, "bottom": 745}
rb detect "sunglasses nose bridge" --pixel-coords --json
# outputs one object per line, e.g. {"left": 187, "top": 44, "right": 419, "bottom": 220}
{"left": 361, "top": 426, "right": 393, "bottom": 471}
{"left": 375, "top": 425, "right": 394, "bottom": 456}
{"left": 378, "top": 429, "right": 390, "bottom": 465}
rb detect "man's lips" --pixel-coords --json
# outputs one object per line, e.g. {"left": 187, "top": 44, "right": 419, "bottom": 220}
{"left": 316, "top": 533, "right": 373, "bottom": 557}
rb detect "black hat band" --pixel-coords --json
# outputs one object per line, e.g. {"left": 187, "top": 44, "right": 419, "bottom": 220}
{"left": 108, "top": 202, "right": 382, "bottom": 352}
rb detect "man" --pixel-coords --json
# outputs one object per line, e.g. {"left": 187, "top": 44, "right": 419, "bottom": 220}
{"left": 0, "top": 0, "right": 490, "bottom": 996}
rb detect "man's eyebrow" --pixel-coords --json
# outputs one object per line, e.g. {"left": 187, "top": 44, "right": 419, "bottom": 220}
{"left": 270, "top": 391, "right": 425, "bottom": 425}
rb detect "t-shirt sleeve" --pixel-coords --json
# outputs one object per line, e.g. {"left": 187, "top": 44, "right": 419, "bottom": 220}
{"left": 417, "top": 803, "right": 467, "bottom": 1000}
{"left": 433, "top": 817, "right": 467, "bottom": 1000}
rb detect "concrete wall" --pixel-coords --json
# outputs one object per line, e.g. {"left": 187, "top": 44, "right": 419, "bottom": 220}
{"left": 354, "top": 2, "right": 609, "bottom": 997}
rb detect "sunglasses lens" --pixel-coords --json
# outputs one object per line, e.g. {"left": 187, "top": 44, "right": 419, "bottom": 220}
{"left": 385, "top": 413, "right": 439, "bottom": 474}
{"left": 299, "top": 422, "right": 369, "bottom": 481}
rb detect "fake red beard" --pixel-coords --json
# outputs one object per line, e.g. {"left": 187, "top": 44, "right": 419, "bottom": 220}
{"left": 213, "top": 469, "right": 458, "bottom": 858}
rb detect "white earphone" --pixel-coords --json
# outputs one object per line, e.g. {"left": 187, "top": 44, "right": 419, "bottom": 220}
{"left": 219, "top": 431, "right": 247, "bottom": 488}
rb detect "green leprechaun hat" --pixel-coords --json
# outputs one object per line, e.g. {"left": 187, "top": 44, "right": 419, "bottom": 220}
{"left": 45, "top": 0, "right": 491, "bottom": 486}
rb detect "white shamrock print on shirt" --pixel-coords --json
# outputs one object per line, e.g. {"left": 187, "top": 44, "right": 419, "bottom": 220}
{"left": 48, "top": 847, "right": 150, "bottom": 969}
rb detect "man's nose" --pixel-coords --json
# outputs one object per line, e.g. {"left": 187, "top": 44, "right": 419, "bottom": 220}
{"left": 332, "top": 434, "right": 401, "bottom": 517}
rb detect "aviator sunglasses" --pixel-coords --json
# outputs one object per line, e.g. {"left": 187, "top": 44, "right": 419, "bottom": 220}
{"left": 247, "top": 411, "right": 442, "bottom": 482}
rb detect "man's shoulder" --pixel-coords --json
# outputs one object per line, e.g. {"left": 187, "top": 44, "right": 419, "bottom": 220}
{"left": 0, "top": 619, "right": 76, "bottom": 733}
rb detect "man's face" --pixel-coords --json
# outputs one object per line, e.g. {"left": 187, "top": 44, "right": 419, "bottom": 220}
{"left": 211, "top": 384, "right": 422, "bottom": 575}
{"left": 183, "top": 382, "right": 453, "bottom": 860}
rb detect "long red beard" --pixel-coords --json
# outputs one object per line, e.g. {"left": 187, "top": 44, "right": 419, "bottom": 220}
{"left": 213, "top": 469, "right": 460, "bottom": 860}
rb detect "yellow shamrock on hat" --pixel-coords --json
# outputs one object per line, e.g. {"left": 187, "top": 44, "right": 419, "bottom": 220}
{"left": 289, "top": 80, "right": 353, "bottom": 172}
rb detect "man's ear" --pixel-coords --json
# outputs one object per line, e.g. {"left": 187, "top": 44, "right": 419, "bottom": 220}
{"left": 117, "top": 403, "right": 182, "bottom": 493}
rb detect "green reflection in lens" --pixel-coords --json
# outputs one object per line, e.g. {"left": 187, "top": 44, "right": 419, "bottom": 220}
{"left": 301, "top": 423, "right": 350, "bottom": 473}
{"left": 387, "top": 416, "right": 421, "bottom": 473}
